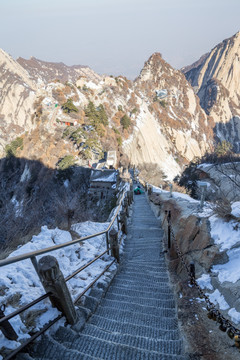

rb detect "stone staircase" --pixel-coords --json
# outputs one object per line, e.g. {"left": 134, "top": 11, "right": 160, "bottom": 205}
{"left": 18, "top": 193, "right": 185, "bottom": 360}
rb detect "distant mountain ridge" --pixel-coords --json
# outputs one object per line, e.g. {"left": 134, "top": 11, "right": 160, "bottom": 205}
{"left": 2, "top": 31, "right": 240, "bottom": 180}
{"left": 17, "top": 56, "right": 101, "bottom": 84}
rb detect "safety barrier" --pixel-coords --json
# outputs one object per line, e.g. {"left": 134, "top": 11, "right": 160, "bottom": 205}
{"left": 0, "top": 185, "right": 133, "bottom": 360}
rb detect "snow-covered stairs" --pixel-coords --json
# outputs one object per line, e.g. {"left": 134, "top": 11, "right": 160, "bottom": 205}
{"left": 22, "top": 193, "right": 185, "bottom": 359}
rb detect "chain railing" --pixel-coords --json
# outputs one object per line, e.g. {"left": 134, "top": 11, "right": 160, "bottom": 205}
{"left": 164, "top": 210, "right": 240, "bottom": 348}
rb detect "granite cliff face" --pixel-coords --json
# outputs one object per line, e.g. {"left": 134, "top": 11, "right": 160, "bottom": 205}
{"left": 0, "top": 50, "right": 215, "bottom": 179}
{"left": 0, "top": 49, "right": 37, "bottom": 153}
{"left": 125, "top": 53, "right": 213, "bottom": 179}
{"left": 184, "top": 32, "right": 240, "bottom": 151}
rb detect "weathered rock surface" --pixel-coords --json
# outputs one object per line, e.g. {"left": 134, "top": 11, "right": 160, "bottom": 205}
{"left": 0, "top": 49, "right": 37, "bottom": 154}
{"left": 184, "top": 31, "right": 240, "bottom": 152}
{"left": 197, "top": 162, "right": 240, "bottom": 202}
{"left": 148, "top": 190, "right": 240, "bottom": 359}
{"left": 0, "top": 49, "right": 215, "bottom": 180}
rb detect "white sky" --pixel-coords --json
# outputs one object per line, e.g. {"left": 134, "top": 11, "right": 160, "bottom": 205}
{"left": 0, "top": 0, "right": 239, "bottom": 79}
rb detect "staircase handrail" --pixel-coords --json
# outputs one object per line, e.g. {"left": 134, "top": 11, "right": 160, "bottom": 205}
{"left": 0, "top": 190, "right": 126, "bottom": 269}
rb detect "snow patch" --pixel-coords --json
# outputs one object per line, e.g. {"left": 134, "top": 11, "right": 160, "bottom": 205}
{"left": 207, "top": 289, "right": 229, "bottom": 310}
{"left": 197, "top": 274, "right": 213, "bottom": 290}
{"left": 231, "top": 202, "right": 240, "bottom": 217}
{"left": 20, "top": 165, "right": 31, "bottom": 182}
{"left": 212, "top": 247, "right": 240, "bottom": 283}
{"left": 228, "top": 308, "right": 240, "bottom": 324}
{"left": 210, "top": 215, "right": 240, "bottom": 251}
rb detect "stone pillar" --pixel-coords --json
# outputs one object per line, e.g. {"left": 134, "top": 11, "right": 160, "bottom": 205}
{"left": 109, "top": 228, "right": 120, "bottom": 263}
{"left": 119, "top": 210, "right": 128, "bottom": 234}
{"left": 38, "top": 255, "right": 77, "bottom": 325}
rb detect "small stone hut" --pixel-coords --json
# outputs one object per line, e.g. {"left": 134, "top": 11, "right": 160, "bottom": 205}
{"left": 89, "top": 169, "right": 119, "bottom": 199}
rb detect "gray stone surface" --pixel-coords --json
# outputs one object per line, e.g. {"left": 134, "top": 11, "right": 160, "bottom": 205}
{"left": 24, "top": 193, "right": 185, "bottom": 359}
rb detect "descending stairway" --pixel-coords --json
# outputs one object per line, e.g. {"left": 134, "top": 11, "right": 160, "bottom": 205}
{"left": 23, "top": 193, "right": 185, "bottom": 359}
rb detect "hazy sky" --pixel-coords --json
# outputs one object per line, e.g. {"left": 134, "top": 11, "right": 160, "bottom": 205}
{"left": 1, "top": 0, "right": 240, "bottom": 79}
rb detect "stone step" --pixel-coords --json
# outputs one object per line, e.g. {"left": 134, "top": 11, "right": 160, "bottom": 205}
{"left": 106, "top": 283, "right": 174, "bottom": 296}
{"left": 32, "top": 335, "right": 102, "bottom": 360}
{"left": 105, "top": 289, "right": 175, "bottom": 303}
{"left": 99, "top": 298, "right": 177, "bottom": 315}
{"left": 54, "top": 325, "right": 183, "bottom": 355}
{"left": 96, "top": 305, "right": 178, "bottom": 325}
{"left": 122, "top": 263, "right": 168, "bottom": 272}
{"left": 114, "top": 272, "right": 170, "bottom": 282}
{"left": 54, "top": 330, "right": 184, "bottom": 360}
{"left": 89, "top": 315, "right": 181, "bottom": 340}
{"left": 110, "top": 279, "right": 173, "bottom": 293}
{"left": 119, "top": 267, "right": 168, "bottom": 276}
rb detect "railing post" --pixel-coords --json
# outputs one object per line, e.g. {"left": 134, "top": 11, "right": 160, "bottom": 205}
{"left": 120, "top": 210, "right": 128, "bottom": 234}
{"left": 189, "top": 261, "right": 195, "bottom": 285}
{"left": 199, "top": 184, "right": 207, "bottom": 211}
{"left": 31, "top": 255, "right": 39, "bottom": 275}
{"left": 169, "top": 183, "right": 173, "bottom": 198}
{"left": 130, "top": 184, "right": 134, "bottom": 203}
{"left": 109, "top": 228, "right": 120, "bottom": 263}
{"left": 38, "top": 255, "right": 77, "bottom": 325}
{"left": 124, "top": 197, "right": 129, "bottom": 217}
{"left": 167, "top": 210, "right": 171, "bottom": 249}
{"left": 0, "top": 305, "right": 18, "bottom": 341}
{"left": 127, "top": 190, "right": 131, "bottom": 205}
{"left": 106, "top": 231, "right": 110, "bottom": 254}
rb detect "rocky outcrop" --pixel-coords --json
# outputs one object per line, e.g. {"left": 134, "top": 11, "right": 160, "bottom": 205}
{"left": 17, "top": 57, "right": 102, "bottom": 84}
{"left": 183, "top": 31, "right": 240, "bottom": 151}
{"left": 197, "top": 162, "right": 240, "bottom": 202}
{"left": 148, "top": 191, "right": 215, "bottom": 275}
{"left": 0, "top": 49, "right": 37, "bottom": 154}
{"left": 130, "top": 53, "right": 213, "bottom": 176}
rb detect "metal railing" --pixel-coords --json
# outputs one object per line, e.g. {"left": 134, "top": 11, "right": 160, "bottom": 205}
{"left": 0, "top": 187, "right": 132, "bottom": 360}
{"left": 0, "top": 191, "right": 125, "bottom": 269}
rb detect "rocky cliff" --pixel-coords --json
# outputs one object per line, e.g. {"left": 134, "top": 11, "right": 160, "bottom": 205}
{"left": 0, "top": 49, "right": 215, "bottom": 180}
{"left": 125, "top": 53, "right": 213, "bottom": 179}
{"left": 183, "top": 31, "right": 240, "bottom": 152}
{"left": 0, "top": 49, "right": 37, "bottom": 154}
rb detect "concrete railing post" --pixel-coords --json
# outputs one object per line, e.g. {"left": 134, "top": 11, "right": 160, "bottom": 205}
{"left": 109, "top": 228, "right": 120, "bottom": 263}
{"left": 119, "top": 210, "right": 128, "bottom": 234}
{"left": 38, "top": 255, "right": 77, "bottom": 325}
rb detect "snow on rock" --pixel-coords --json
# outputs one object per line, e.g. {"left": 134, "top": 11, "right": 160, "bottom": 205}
{"left": 231, "top": 201, "right": 240, "bottom": 217}
{"left": 212, "top": 247, "right": 240, "bottom": 284}
{"left": 228, "top": 308, "right": 240, "bottom": 324}
{"left": 197, "top": 274, "right": 213, "bottom": 290}
{"left": 20, "top": 164, "right": 31, "bottom": 182}
{"left": 209, "top": 215, "right": 240, "bottom": 251}
{"left": 0, "top": 222, "right": 115, "bottom": 352}
{"left": 207, "top": 289, "right": 230, "bottom": 310}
